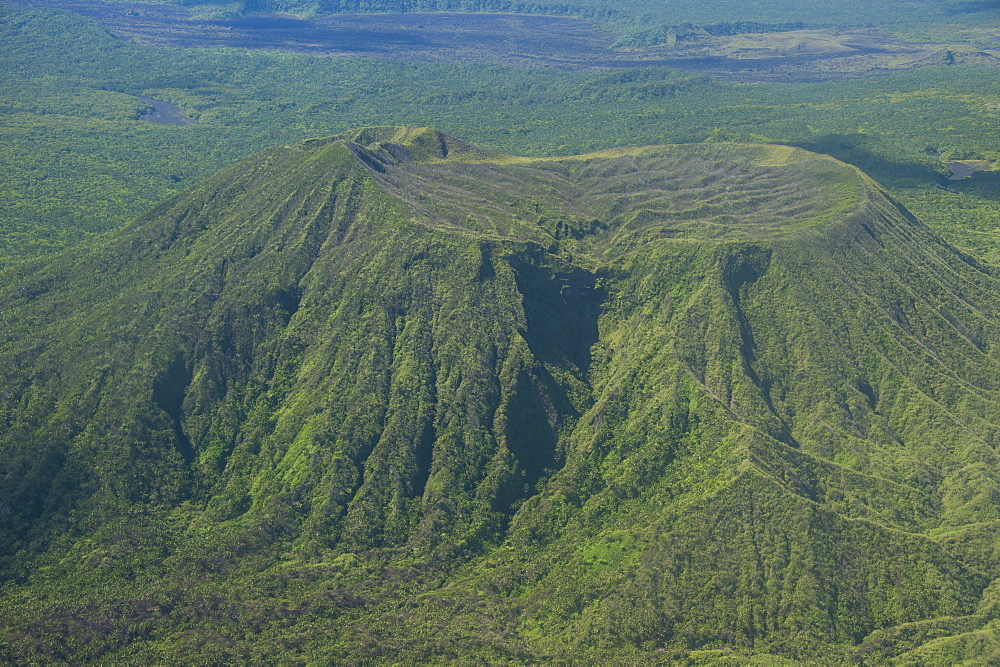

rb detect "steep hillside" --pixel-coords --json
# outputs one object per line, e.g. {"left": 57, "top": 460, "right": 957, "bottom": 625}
{"left": 3, "top": 127, "right": 1000, "bottom": 661}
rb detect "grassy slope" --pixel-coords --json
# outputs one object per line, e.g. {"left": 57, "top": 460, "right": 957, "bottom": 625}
{"left": 3, "top": 128, "right": 1000, "bottom": 661}
{"left": 6, "top": 3, "right": 1000, "bottom": 270}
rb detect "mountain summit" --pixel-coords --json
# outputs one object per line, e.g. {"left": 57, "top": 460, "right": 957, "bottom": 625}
{"left": 3, "top": 127, "right": 1000, "bottom": 661}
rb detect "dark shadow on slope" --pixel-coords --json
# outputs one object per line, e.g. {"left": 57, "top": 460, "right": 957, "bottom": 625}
{"left": 721, "top": 245, "right": 799, "bottom": 448}
{"left": 153, "top": 354, "right": 194, "bottom": 463}
{"left": 414, "top": 416, "right": 436, "bottom": 500}
{"left": 503, "top": 369, "right": 558, "bottom": 505}
{"left": 791, "top": 134, "right": 942, "bottom": 187}
{"left": 857, "top": 378, "right": 878, "bottom": 410}
{"left": 477, "top": 242, "right": 496, "bottom": 282}
{"left": 499, "top": 249, "right": 604, "bottom": 510}
{"left": 274, "top": 286, "right": 301, "bottom": 326}
{"left": 722, "top": 246, "right": 769, "bottom": 388}
{"left": 510, "top": 251, "right": 604, "bottom": 373}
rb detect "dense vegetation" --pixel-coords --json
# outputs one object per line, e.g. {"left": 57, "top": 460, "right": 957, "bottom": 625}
{"left": 4, "top": 3, "right": 1000, "bottom": 269}
{"left": 7, "top": 0, "right": 1000, "bottom": 660}
{"left": 3, "top": 127, "right": 1000, "bottom": 661}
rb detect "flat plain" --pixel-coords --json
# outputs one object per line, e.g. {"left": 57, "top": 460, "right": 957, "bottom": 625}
{"left": 13, "top": 0, "right": 1000, "bottom": 80}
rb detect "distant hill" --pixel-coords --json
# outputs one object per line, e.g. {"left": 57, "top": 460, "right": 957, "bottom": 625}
{"left": 3, "top": 127, "right": 1000, "bottom": 662}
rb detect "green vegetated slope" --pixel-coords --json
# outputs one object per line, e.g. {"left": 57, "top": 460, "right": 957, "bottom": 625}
{"left": 4, "top": 127, "right": 1000, "bottom": 661}
{"left": 9, "top": 3, "right": 1000, "bottom": 271}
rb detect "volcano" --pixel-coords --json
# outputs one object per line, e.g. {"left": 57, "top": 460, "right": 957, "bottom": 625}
{"left": 3, "top": 127, "right": 1000, "bottom": 662}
